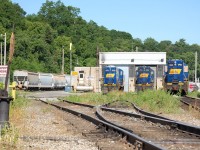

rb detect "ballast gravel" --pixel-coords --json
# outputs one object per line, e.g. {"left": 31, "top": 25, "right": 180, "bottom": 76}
{"left": 15, "top": 100, "right": 98, "bottom": 150}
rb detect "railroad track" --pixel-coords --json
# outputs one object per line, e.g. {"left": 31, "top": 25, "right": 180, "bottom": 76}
{"left": 181, "top": 96, "right": 200, "bottom": 111}
{"left": 38, "top": 99, "right": 163, "bottom": 150}
{"left": 102, "top": 100, "right": 171, "bottom": 121}
{"left": 99, "top": 100, "right": 200, "bottom": 149}
{"left": 99, "top": 106, "right": 200, "bottom": 150}
{"left": 41, "top": 99, "right": 200, "bottom": 150}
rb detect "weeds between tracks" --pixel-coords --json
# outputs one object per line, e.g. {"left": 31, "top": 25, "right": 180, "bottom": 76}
{"left": 66, "top": 90, "right": 180, "bottom": 114}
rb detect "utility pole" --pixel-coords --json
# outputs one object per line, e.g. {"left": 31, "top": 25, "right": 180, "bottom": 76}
{"left": 136, "top": 46, "right": 138, "bottom": 52}
{"left": 0, "top": 42, "right": 2, "bottom": 65}
{"left": 96, "top": 46, "right": 99, "bottom": 67}
{"left": 70, "top": 43, "right": 72, "bottom": 87}
{"left": 61, "top": 46, "right": 64, "bottom": 74}
{"left": 132, "top": 40, "right": 134, "bottom": 52}
{"left": 0, "top": 33, "right": 6, "bottom": 65}
{"left": 4, "top": 33, "right": 6, "bottom": 65}
{"left": 195, "top": 51, "right": 198, "bottom": 83}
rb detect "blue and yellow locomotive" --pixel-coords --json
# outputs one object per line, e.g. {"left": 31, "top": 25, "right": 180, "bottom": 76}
{"left": 102, "top": 65, "right": 124, "bottom": 94}
{"left": 135, "top": 66, "right": 154, "bottom": 91}
{"left": 163, "top": 59, "right": 189, "bottom": 95}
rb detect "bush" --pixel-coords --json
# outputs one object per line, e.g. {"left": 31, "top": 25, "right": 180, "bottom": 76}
{"left": 197, "top": 93, "right": 200, "bottom": 98}
{"left": 188, "top": 91, "right": 200, "bottom": 98}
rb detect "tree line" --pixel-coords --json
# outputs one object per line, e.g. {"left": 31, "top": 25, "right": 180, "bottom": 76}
{"left": 0, "top": 0, "right": 199, "bottom": 81}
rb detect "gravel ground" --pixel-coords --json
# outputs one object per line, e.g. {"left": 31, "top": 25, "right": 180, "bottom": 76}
{"left": 161, "top": 109, "right": 200, "bottom": 127}
{"left": 15, "top": 100, "right": 98, "bottom": 150}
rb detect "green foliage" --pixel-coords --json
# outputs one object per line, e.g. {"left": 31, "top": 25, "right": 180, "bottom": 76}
{"left": 188, "top": 91, "right": 200, "bottom": 98}
{"left": 0, "top": 83, "right": 4, "bottom": 89}
{"left": 0, "top": 124, "right": 19, "bottom": 148}
{"left": 66, "top": 90, "right": 180, "bottom": 113}
{"left": 132, "top": 90, "right": 180, "bottom": 113}
{"left": 0, "top": 0, "right": 200, "bottom": 79}
{"left": 10, "top": 93, "right": 28, "bottom": 109}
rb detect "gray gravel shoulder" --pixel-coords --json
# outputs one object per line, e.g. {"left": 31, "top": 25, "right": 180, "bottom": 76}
{"left": 15, "top": 100, "right": 98, "bottom": 150}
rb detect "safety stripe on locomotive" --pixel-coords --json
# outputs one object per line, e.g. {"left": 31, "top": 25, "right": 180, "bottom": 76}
{"left": 104, "top": 84, "right": 116, "bottom": 86}
{"left": 139, "top": 73, "right": 148, "bottom": 78}
{"left": 106, "top": 74, "right": 115, "bottom": 78}
{"left": 169, "top": 69, "right": 181, "bottom": 74}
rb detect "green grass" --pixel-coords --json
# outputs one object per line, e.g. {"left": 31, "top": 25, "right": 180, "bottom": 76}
{"left": 188, "top": 91, "right": 200, "bottom": 98}
{"left": 65, "top": 90, "right": 180, "bottom": 114}
{"left": 131, "top": 90, "right": 180, "bottom": 113}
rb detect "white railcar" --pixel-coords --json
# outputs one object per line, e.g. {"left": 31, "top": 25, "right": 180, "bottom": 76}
{"left": 27, "top": 72, "right": 40, "bottom": 89}
{"left": 53, "top": 74, "right": 66, "bottom": 89}
{"left": 39, "top": 73, "right": 54, "bottom": 89}
{"left": 13, "top": 70, "right": 28, "bottom": 89}
{"left": 13, "top": 70, "right": 67, "bottom": 90}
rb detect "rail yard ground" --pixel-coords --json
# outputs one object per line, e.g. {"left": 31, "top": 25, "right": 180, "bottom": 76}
{"left": 1, "top": 90, "right": 200, "bottom": 149}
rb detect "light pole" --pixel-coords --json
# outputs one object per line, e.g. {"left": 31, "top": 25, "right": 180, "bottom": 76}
{"left": 195, "top": 51, "right": 198, "bottom": 84}
{"left": 0, "top": 42, "right": 2, "bottom": 65}
{"left": 61, "top": 46, "right": 64, "bottom": 74}
{"left": 1, "top": 33, "right": 6, "bottom": 65}
{"left": 70, "top": 43, "right": 72, "bottom": 88}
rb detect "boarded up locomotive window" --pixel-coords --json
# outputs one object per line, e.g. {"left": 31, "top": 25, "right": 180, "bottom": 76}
{"left": 157, "top": 65, "right": 164, "bottom": 77}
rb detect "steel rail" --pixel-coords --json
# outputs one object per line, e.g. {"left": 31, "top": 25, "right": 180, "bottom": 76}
{"left": 63, "top": 99, "right": 200, "bottom": 137}
{"left": 103, "top": 100, "right": 171, "bottom": 120}
{"left": 181, "top": 96, "right": 200, "bottom": 111}
{"left": 39, "top": 99, "right": 163, "bottom": 150}
{"left": 61, "top": 99, "right": 94, "bottom": 108}
{"left": 100, "top": 106, "right": 200, "bottom": 137}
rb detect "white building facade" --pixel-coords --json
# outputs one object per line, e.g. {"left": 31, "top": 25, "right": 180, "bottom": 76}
{"left": 99, "top": 52, "right": 166, "bottom": 92}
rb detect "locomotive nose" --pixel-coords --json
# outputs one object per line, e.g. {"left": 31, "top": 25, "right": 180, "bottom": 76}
{"left": 172, "top": 74, "right": 179, "bottom": 83}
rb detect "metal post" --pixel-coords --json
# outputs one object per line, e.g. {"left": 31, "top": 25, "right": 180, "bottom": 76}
{"left": 195, "top": 51, "right": 197, "bottom": 83}
{"left": 70, "top": 43, "right": 72, "bottom": 87}
{"left": 4, "top": 33, "right": 6, "bottom": 65}
{"left": 61, "top": 46, "right": 64, "bottom": 74}
{"left": 132, "top": 40, "right": 134, "bottom": 52}
{"left": 0, "top": 42, "right": 2, "bottom": 65}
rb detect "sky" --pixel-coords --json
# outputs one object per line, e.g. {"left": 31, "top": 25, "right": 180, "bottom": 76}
{"left": 12, "top": 0, "right": 200, "bottom": 45}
